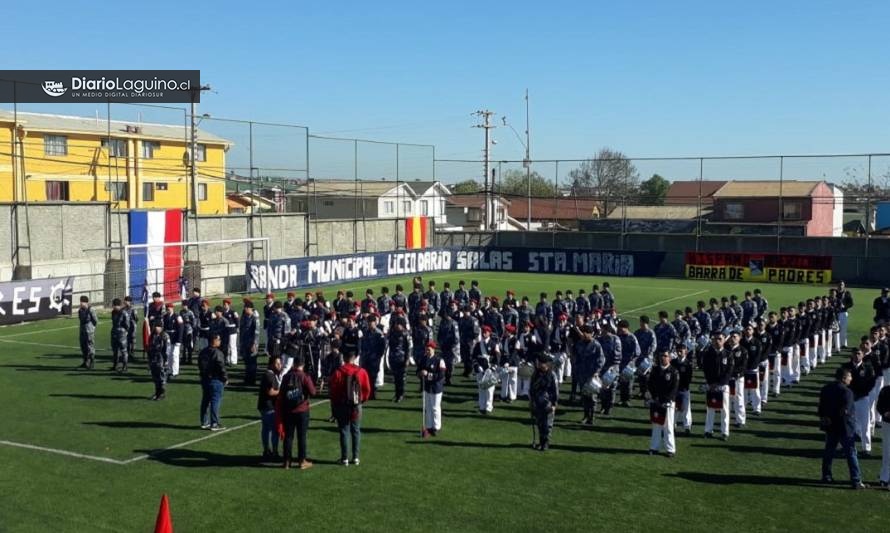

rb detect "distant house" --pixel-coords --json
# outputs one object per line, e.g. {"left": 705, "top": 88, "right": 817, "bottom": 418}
{"left": 579, "top": 205, "right": 703, "bottom": 233}
{"left": 226, "top": 191, "right": 280, "bottom": 214}
{"left": 286, "top": 179, "right": 450, "bottom": 224}
{"left": 506, "top": 197, "right": 602, "bottom": 230}
{"left": 444, "top": 194, "right": 525, "bottom": 231}
{"left": 664, "top": 180, "right": 727, "bottom": 207}
{"left": 708, "top": 180, "right": 841, "bottom": 237}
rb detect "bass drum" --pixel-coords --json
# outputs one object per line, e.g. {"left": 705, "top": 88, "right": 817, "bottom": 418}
{"left": 601, "top": 367, "right": 618, "bottom": 388}
{"left": 582, "top": 375, "right": 603, "bottom": 396}
{"left": 517, "top": 363, "right": 535, "bottom": 379}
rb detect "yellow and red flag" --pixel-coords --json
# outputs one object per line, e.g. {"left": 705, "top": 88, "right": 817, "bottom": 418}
{"left": 405, "top": 216, "right": 428, "bottom": 249}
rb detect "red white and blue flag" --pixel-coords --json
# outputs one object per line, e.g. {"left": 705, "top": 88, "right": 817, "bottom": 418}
{"left": 129, "top": 210, "right": 184, "bottom": 302}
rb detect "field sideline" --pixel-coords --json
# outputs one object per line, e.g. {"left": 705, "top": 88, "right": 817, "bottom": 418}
{"left": 0, "top": 272, "right": 886, "bottom": 533}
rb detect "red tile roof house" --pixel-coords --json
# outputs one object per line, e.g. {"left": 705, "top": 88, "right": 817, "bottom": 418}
{"left": 664, "top": 180, "right": 727, "bottom": 208}
{"left": 506, "top": 197, "right": 602, "bottom": 230}
{"left": 707, "top": 180, "right": 838, "bottom": 237}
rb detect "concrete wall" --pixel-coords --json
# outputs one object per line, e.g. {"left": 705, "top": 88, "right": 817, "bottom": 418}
{"left": 435, "top": 230, "right": 890, "bottom": 286}
{"left": 0, "top": 203, "right": 405, "bottom": 304}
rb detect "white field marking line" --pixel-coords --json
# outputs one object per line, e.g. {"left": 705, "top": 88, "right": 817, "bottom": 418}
{"left": 621, "top": 289, "right": 710, "bottom": 316}
{"left": 0, "top": 337, "right": 111, "bottom": 353}
{"left": 0, "top": 439, "right": 129, "bottom": 465}
{"left": 120, "top": 398, "right": 332, "bottom": 464}
{"left": 0, "top": 399, "right": 332, "bottom": 466}
{"left": 0, "top": 324, "right": 79, "bottom": 338}
{"left": 449, "top": 275, "right": 690, "bottom": 291}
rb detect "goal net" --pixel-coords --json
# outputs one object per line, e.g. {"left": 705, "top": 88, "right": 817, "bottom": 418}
{"left": 124, "top": 237, "right": 271, "bottom": 302}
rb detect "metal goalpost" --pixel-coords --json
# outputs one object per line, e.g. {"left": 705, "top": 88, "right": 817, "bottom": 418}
{"left": 123, "top": 237, "right": 272, "bottom": 297}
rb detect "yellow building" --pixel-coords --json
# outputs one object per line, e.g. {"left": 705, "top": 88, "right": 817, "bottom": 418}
{"left": 0, "top": 110, "right": 231, "bottom": 214}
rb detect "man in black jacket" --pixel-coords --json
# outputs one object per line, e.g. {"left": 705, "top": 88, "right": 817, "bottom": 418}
{"left": 199, "top": 333, "right": 228, "bottom": 430}
{"left": 726, "top": 331, "right": 748, "bottom": 429}
{"left": 877, "top": 383, "right": 890, "bottom": 489}
{"left": 648, "top": 350, "right": 679, "bottom": 457}
{"left": 702, "top": 332, "right": 732, "bottom": 440}
{"left": 837, "top": 281, "right": 854, "bottom": 348}
{"left": 147, "top": 320, "right": 170, "bottom": 401}
{"left": 818, "top": 367, "right": 865, "bottom": 489}
{"left": 671, "top": 344, "right": 694, "bottom": 435}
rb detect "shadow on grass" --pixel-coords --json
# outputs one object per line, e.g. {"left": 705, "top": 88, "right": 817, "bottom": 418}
{"left": 690, "top": 443, "right": 825, "bottom": 459}
{"left": 135, "top": 449, "right": 274, "bottom": 468}
{"left": 83, "top": 421, "right": 199, "bottom": 430}
{"left": 50, "top": 393, "right": 146, "bottom": 401}
{"left": 664, "top": 471, "right": 849, "bottom": 490}
{"left": 407, "top": 438, "right": 647, "bottom": 455}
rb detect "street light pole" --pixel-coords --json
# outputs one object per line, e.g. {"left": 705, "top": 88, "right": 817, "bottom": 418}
{"left": 189, "top": 84, "right": 211, "bottom": 216}
{"left": 524, "top": 89, "right": 531, "bottom": 230}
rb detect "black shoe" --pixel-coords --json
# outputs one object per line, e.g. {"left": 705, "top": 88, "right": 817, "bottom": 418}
{"left": 704, "top": 432, "right": 713, "bottom": 439}
{"left": 820, "top": 476, "right": 834, "bottom": 484}
{"left": 77, "top": 363, "right": 87, "bottom": 369}
{"left": 734, "top": 422, "right": 743, "bottom": 429}
{"left": 648, "top": 449, "right": 657, "bottom": 456}
{"left": 878, "top": 481, "right": 889, "bottom": 490}
{"left": 852, "top": 482, "right": 868, "bottom": 490}
{"left": 121, "top": 366, "right": 128, "bottom": 373}
{"left": 666, "top": 452, "right": 675, "bottom": 458}
{"left": 539, "top": 441, "right": 549, "bottom": 452}
{"left": 110, "top": 366, "right": 118, "bottom": 372}
{"left": 618, "top": 401, "right": 630, "bottom": 408}
{"left": 719, "top": 434, "right": 728, "bottom": 441}
{"left": 150, "top": 395, "right": 159, "bottom": 401}
{"left": 684, "top": 428, "right": 691, "bottom": 436}
{"left": 861, "top": 451, "right": 872, "bottom": 458}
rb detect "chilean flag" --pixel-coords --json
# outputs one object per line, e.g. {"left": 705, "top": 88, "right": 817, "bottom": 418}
{"left": 129, "top": 210, "right": 184, "bottom": 303}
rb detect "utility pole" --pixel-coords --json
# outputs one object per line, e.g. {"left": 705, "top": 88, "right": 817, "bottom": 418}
{"left": 189, "top": 84, "right": 212, "bottom": 216}
{"left": 524, "top": 89, "right": 531, "bottom": 230}
{"left": 473, "top": 110, "right": 495, "bottom": 229}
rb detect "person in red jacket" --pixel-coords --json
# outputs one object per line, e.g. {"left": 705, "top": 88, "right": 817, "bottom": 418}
{"left": 276, "top": 353, "right": 317, "bottom": 470}
{"left": 329, "top": 350, "right": 372, "bottom": 466}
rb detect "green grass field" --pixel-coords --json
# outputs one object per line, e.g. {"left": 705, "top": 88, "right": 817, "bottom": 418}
{"left": 1, "top": 273, "right": 887, "bottom": 532}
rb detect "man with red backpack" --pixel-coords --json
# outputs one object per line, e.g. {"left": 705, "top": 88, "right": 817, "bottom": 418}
{"left": 329, "top": 350, "right": 372, "bottom": 466}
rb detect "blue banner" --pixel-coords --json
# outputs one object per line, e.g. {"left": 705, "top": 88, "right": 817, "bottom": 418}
{"left": 246, "top": 247, "right": 665, "bottom": 292}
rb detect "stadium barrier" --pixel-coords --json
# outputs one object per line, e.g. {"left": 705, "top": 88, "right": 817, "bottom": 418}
{"left": 245, "top": 247, "right": 667, "bottom": 291}
{"left": 684, "top": 252, "right": 832, "bottom": 285}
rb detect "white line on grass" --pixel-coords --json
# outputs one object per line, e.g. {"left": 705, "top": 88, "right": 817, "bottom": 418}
{"left": 0, "top": 439, "right": 129, "bottom": 465}
{"left": 122, "top": 399, "right": 331, "bottom": 464}
{"left": 0, "top": 324, "right": 79, "bottom": 338}
{"left": 0, "top": 400, "right": 331, "bottom": 466}
{"left": 0, "top": 337, "right": 111, "bottom": 353}
{"left": 620, "top": 289, "right": 709, "bottom": 316}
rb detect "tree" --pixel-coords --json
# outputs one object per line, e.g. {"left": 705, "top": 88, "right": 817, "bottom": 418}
{"left": 567, "top": 147, "right": 640, "bottom": 215}
{"left": 450, "top": 179, "right": 481, "bottom": 194}
{"left": 496, "top": 169, "right": 556, "bottom": 198}
{"left": 638, "top": 174, "right": 670, "bottom": 206}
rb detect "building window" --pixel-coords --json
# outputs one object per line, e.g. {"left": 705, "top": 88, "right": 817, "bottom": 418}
{"left": 402, "top": 200, "right": 411, "bottom": 214}
{"left": 156, "top": 182, "right": 168, "bottom": 191}
{"left": 105, "top": 182, "right": 128, "bottom": 201}
{"left": 497, "top": 208, "right": 505, "bottom": 222}
{"left": 440, "top": 199, "right": 446, "bottom": 214}
{"left": 783, "top": 201, "right": 802, "bottom": 220}
{"left": 467, "top": 209, "right": 481, "bottom": 222}
{"left": 420, "top": 199, "right": 429, "bottom": 215}
{"left": 102, "top": 138, "right": 128, "bottom": 157}
{"left": 142, "top": 141, "right": 160, "bottom": 159}
{"left": 323, "top": 200, "right": 334, "bottom": 207}
{"left": 383, "top": 200, "right": 395, "bottom": 215}
{"left": 198, "top": 183, "right": 208, "bottom": 201}
{"left": 143, "top": 182, "right": 155, "bottom": 202}
{"left": 724, "top": 202, "right": 744, "bottom": 220}
{"left": 45, "top": 181, "right": 69, "bottom": 201}
{"left": 44, "top": 135, "right": 68, "bottom": 156}
{"left": 196, "top": 144, "right": 207, "bottom": 162}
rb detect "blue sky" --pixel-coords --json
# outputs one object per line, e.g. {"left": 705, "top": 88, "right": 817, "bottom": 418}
{"left": 5, "top": 1, "right": 890, "bottom": 183}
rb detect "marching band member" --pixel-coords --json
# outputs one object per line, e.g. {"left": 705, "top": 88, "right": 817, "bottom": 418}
{"left": 598, "top": 323, "right": 622, "bottom": 416}
{"left": 360, "top": 314, "right": 387, "bottom": 400}
{"left": 671, "top": 343, "right": 694, "bottom": 435}
{"left": 654, "top": 311, "right": 678, "bottom": 356}
{"left": 755, "top": 318, "right": 772, "bottom": 408}
{"left": 387, "top": 323, "right": 410, "bottom": 403}
{"left": 842, "top": 347, "right": 876, "bottom": 456}
{"left": 517, "top": 320, "right": 541, "bottom": 398}
{"left": 240, "top": 300, "right": 261, "bottom": 385}
{"left": 617, "top": 319, "right": 641, "bottom": 407}
{"left": 459, "top": 306, "right": 481, "bottom": 378}
{"left": 574, "top": 325, "right": 604, "bottom": 425}
{"left": 420, "top": 341, "right": 446, "bottom": 436}
{"left": 702, "top": 331, "right": 732, "bottom": 440}
{"left": 473, "top": 326, "right": 500, "bottom": 414}
{"left": 499, "top": 324, "right": 520, "bottom": 402}
{"left": 222, "top": 298, "right": 239, "bottom": 366}
{"left": 766, "top": 311, "right": 783, "bottom": 397}
{"left": 436, "top": 309, "right": 460, "bottom": 385}
{"left": 162, "top": 304, "right": 182, "bottom": 376}
{"left": 741, "top": 324, "right": 764, "bottom": 416}
{"left": 726, "top": 330, "right": 748, "bottom": 428}
{"left": 530, "top": 353, "right": 559, "bottom": 451}
{"left": 648, "top": 350, "right": 679, "bottom": 457}
{"left": 634, "top": 317, "right": 656, "bottom": 400}
{"left": 837, "top": 281, "right": 854, "bottom": 349}
{"left": 550, "top": 314, "right": 571, "bottom": 384}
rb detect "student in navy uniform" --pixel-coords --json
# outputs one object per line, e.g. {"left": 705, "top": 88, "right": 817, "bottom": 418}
{"left": 702, "top": 332, "right": 732, "bottom": 440}
{"left": 752, "top": 288, "right": 768, "bottom": 321}
{"left": 267, "top": 302, "right": 290, "bottom": 359}
{"left": 725, "top": 330, "right": 748, "bottom": 428}
{"left": 654, "top": 311, "right": 678, "bottom": 356}
{"left": 535, "top": 292, "right": 553, "bottom": 325}
{"left": 419, "top": 341, "right": 446, "bottom": 436}
{"left": 529, "top": 353, "right": 559, "bottom": 451}
{"left": 600, "top": 282, "right": 615, "bottom": 314}
{"left": 262, "top": 293, "right": 276, "bottom": 350}
{"left": 392, "top": 284, "right": 408, "bottom": 310}
{"left": 123, "top": 296, "right": 138, "bottom": 362}
{"left": 708, "top": 299, "right": 726, "bottom": 335}
{"left": 360, "top": 315, "right": 387, "bottom": 399}
{"left": 473, "top": 326, "right": 500, "bottom": 414}
{"left": 575, "top": 289, "right": 591, "bottom": 318}
{"left": 147, "top": 319, "right": 170, "bottom": 401}
{"left": 388, "top": 323, "right": 410, "bottom": 402}
{"left": 617, "top": 319, "right": 641, "bottom": 407}
{"left": 647, "top": 350, "right": 679, "bottom": 457}
{"left": 634, "top": 317, "right": 656, "bottom": 400}
{"left": 741, "top": 323, "right": 765, "bottom": 415}
{"left": 424, "top": 281, "right": 440, "bottom": 317}
{"left": 179, "top": 301, "right": 196, "bottom": 365}
{"left": 209, "top": 306, "right": 232, "bottom": 359}
{"left": 77, "top": 296, "right": 99, "bottom": 370}
{"left": 842, "top": 347, "right": 876, "bottom": 456}
{"left": 836, "top": 281, "right": 854, "bottom": 349}
{"left": 436, "top": 310, "right": 460, "bottom": 385}
{"left": 818, "top": 367, "right": 866, "bottom": 489}
{"left": 109, "top": 298, "right": 131, "bottom": 373}
{"left": 574, "top": 325, "right": 605, "bottom": 425}
{"left": 588, "top": 284, "right": 603, "bottom": 313}
{"left": 162, "top": 303, "right": 184, "bottom": 378}
{"left": 740, "top": 291, "right": 757, "bottom": 327}
{"left": 468, "top": 280, "right": 482, "bottom": 304}
{"left": 458, "top": 306, "right": 480, "bottom": 377}
{"left": 377, "top": 286, "right": 392, "bottom": 313}
{"left": 876, "top": 383, "right": 890, "bottom": 489}
{"left": 240, "top": 300, "right": 261, "bottom": 385}
{"left": 598, "top": 324, "right": 622, "bottom": 415}
{"left": 671, "top": 343, "right": 694, "bottom": 435}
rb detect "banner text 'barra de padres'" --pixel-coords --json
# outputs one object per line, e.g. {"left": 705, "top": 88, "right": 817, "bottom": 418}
{"left": 684, "top": 252, "right": 832, "bottom": 285}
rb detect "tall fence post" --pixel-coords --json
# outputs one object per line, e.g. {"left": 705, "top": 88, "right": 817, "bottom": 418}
{"left": 696, "top": 157, "right": 703, "bottom": 252}
{"left": 777, "top": 156, "right": 784, "bottom": 254}
{"left": 866, "top": 154, "right": 872, "bottom": 259}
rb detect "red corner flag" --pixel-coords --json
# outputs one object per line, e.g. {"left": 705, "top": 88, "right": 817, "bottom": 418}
{"left": 154, "top": 494, "right": 173, "bottom": 533}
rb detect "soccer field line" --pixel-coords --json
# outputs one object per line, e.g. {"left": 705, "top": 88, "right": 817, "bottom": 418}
{"left": 455, "top": 274, "right": 690, "bottom": 291}
{"left": 0, "top": 337, "right": 111, "bottom": 353}
{"left": 0, "top": 399, "right": 332, "bottom": 466}
{"left": 620, "top": 289, "right": 710, "bottom": 317}
{"left": 0, "top": 324, "right": 79, "bottom": 338}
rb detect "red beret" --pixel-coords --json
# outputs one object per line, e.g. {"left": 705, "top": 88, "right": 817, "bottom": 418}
{"left": 243, "top": 297, "right": 253, "bottom": 304}
{"left": 558, "top": 313, "right": 568, "bottom": 321}
{"left": 354, "top": 301, "right": 361, "bottom": 308}
{"left": 165, "top": 303, "right": 175, "bottom": 309}
{"left": 223, "top": 298, "right": 232, "bottom": 305}
{"left": 305, "top": 292, "right": 313, "bottom": 298}
{"left": 300, "top": 320, "right": 310, "bottom": 329}
{"left": 265, "top": 293, "right": 274, "bottom": 299}
{"left": 506, "top": 290, "right": 514, "bottom": 295}
{"left": 506, "top": 324, "right": 517, "bottom": 333}
{"left": 287, "top": 292, "right": 296, "bottom": 298}
{"left": 201, "top": 299, "right": 209, "bottom": 305}
{"left": 426, "top": 340, "right": 438, "bottom": 349}
{"left": 482, "top": 325, "right": 492, "bottom": 333}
